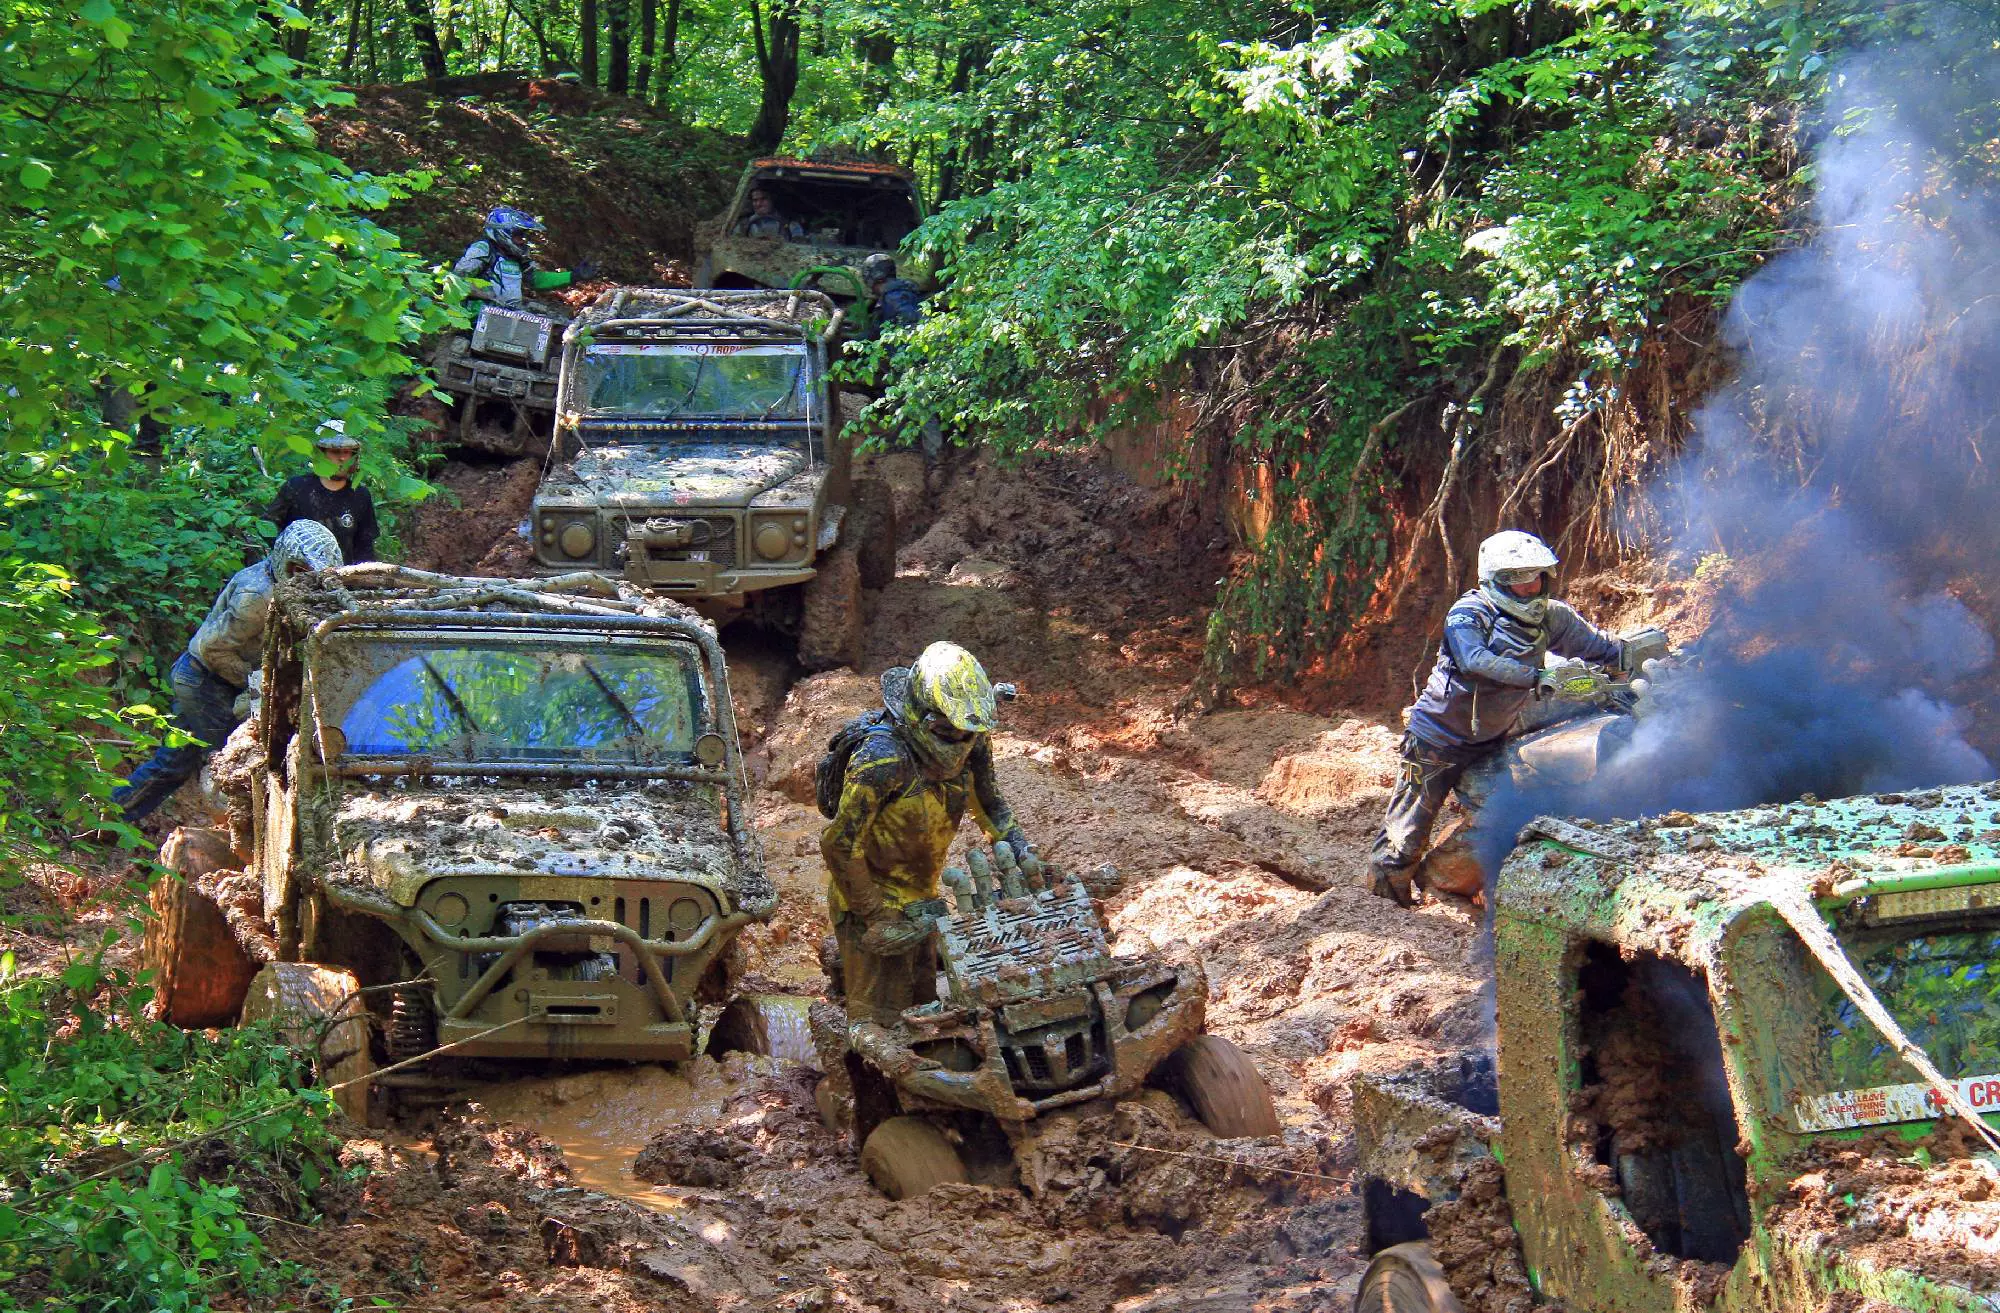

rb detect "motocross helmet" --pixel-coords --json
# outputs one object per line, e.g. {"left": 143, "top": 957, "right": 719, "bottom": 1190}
{"left": 1477, "top": 529, "right": 1558, "bottom": 625}
{"left": 270, "top": 519, "right": 343, "bottom": 578}
{"left": 883, "top": 642, "right": 998, "bottom": 781}
{"left": 861, "top": 252, "right": 897, "bottom": 287}
{"left": 311, "top": 419, "right": 361, "bottom": 455}
{"left": 483, "top": 206, "right": 544, "bottom": 260}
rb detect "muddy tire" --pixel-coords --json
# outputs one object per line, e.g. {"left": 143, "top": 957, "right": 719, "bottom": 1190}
{"left": 849, "top": 477, "right": 899, "bottom": 590}
{"left": 145, "top": 871, "right": 257, "bottom": 1029}
{"left": 797, "top": 542, "right": 863, "bottom": 670}
{"left": 706, "top": 994, "right": 815, "bottom": 1064}
{"left": 1352, "top": 1241, "right": 1465, "bottom": 1313}
{"left": 859, "top": 1116, "right": 967, "bottom": 1199}
{"left": 1161, "top": 1035, "right": 1282, "bottom": 1139}
{"left": 240, "top": 962, "right": 375, "bottom": 1126}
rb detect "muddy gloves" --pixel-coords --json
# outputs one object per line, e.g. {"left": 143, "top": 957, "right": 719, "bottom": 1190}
{"left": 1368, "top": 861, "right": 1418, "bottom": 908}
{"left": 1535, "top": 660, "right": 1607, "bottom": 702}
{"left": 859, "top": 899, "right": 946, "bottom": 955}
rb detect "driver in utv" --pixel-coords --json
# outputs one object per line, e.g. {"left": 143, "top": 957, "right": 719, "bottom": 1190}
{"left": 820, "top": 643, "right": 1035, "bottom": 1037}
{"left": 1365, "top": 530, "right": 1629, "bottom": 907}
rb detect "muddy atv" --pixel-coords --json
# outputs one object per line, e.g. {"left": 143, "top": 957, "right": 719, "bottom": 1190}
{"left": 809, "top": 843, "right": 1280, "bottom": 1199}
{"left": 143, "top": 564, "right": 776, "bottom": 1119}
{"left": 428, "top": 300, "right": 569, "bottom": 455}
{"left": 1416, "top": 625, "right": 1673, "bottom": 899}
{"left": 693, "top": 157, "right": 926, "bottom": 305}
{"left": 528, "top": 287, "right": 896, "bottom": 669}
{"left": 1353, "top": 785, "right": 2000, "bottom": 1312}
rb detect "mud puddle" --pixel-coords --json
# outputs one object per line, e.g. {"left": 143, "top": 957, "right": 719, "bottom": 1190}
{"left": 468, "top": 1007, "right": 814, "bottom": 1211}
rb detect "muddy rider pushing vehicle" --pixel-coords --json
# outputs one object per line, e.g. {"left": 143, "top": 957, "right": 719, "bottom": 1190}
{"left": 820, "top": 642, "right": 1033, "bottom": 1030}
{"left": 1366, "top": 529, "right": 1637, "bottom": 907}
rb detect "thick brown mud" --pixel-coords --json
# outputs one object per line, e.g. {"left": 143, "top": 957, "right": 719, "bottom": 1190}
{"left": 240, "top": 449, "right": 1489, "bottom": 1310}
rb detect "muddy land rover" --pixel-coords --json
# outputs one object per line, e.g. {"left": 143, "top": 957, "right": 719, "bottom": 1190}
{"left": 693, "top": 158, "right": 926, "bottom": 314}
{"left": 811, "top": 842, "right": 1281, "bottom": 1199}
{"left": 1351, "top": 790, "right": 2000, "bottom": 1312}
{"left": 529, "top": 288, "right": 895, "bottom": 668}
{"left": 145, "top": 564, "right": 776, "bottom": 1105}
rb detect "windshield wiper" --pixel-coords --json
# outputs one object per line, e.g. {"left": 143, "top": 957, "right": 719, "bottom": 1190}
{"left": 659, "top": 357, "right": 707, "bottom": 418}
{"left": 582, "top": 660, "right": 647, "bottom": 739}
{"left": 419, "top": 657, "right": 482, "bottom": 736}
{"left": 760, "top": 362, "right": 807, "bottom": 419}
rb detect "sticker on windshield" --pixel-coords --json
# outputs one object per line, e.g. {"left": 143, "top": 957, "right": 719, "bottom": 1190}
{"left": 1795, "top": 1073, "right": 2000, "bottom": 1131}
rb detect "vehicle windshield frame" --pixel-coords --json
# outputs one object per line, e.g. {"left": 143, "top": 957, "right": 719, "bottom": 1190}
{"left": 309, "top": 629, "right": 717, "bottom": 774}
{"left": 572, "top": 341, "right": 815, "bottom": 424}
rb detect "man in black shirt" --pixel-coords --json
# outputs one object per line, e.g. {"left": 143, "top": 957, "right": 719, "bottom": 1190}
{"left": 267, "top": 421, "right": 377, "bottom": 562}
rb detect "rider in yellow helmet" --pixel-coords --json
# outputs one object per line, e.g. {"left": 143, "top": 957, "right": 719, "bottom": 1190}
{"left": 820, "top": 642, "right": 1032, "bottom": 1026}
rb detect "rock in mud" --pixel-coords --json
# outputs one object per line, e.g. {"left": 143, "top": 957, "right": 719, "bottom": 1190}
{"left": 633, "top": 1127, "right": 755, "bottom": 1189}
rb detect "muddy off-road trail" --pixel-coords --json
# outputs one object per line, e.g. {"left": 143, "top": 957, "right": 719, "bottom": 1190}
{"left": 207, "top": 443, "right": 1495, "bottom": 1312}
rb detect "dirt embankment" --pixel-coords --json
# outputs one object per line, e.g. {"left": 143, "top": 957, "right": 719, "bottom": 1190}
{"left": 314, "top": 78, "right": 741, "bottom": 283}
{"left": 231, "top": 446, "right": 1491, "bottom": 1311}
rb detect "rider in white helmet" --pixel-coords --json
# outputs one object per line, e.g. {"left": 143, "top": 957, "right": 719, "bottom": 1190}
{"left": 1364, "top": 529, "right": 1628, "bottom": 906}
{"left": 112, "top": 522, "right": 343, "bottom": 823}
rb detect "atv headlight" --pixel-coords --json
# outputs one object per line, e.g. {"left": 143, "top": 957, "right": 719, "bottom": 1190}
{"left": 558, "top": 519, "right": 596, "bottom": 560}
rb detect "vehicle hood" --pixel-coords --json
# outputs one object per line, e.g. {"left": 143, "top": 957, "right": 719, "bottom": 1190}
{"left": 326, "top": 782, "right": 742, "bottom": 907}
{"left": 548, "top": 440, "right": 808, "bottom": 510}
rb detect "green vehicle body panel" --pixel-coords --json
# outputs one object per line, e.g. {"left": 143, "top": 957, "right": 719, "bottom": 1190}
{"left": 1357, "top": 784, "right": 2000, "bottom": 1311}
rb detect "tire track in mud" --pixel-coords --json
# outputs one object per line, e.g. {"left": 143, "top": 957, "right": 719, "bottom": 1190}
{"left": 269, "top": 449, "right": 1485, "bottom": 1311}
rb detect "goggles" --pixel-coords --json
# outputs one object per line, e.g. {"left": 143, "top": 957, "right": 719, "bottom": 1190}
{"left": 920, "top": 710, "right": 975, "bottom": 744}
{"left": 1492, "top": 566, "right": 1547, "bottom": 587}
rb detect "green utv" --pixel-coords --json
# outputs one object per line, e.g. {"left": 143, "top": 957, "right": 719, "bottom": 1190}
{"left": 144, "top": 565, "right": 776, "bottom": 1116}
{"left": 1350, "top": 790, "right": 2000, "bottom": 1312}
{"left": 528, "top": 288, "right": 896, "bottom": 669}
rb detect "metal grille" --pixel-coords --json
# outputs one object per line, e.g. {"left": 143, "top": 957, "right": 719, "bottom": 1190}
{"left": 1000, "top": 1022, "right": 1105, "bottom": 1094}
{"left": 635, "top": 517, "right": 737, "bottom": 569}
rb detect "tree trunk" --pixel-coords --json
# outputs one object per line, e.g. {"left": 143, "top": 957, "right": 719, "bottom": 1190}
{"left": 746, "top": 0, "right": 801, "bottom": 153}
{"left": 365, "top": 0, "right": 379, "bottom": 80}
{"left": 606, "top": 0, "right": 631, "bottom": 94}
{"left": 580, "top": 0, "right": 599, "bottom": 85}
{"left": 401, "top": 0, "right": 449, "bottom": 78}
{"left": 636, "top": 0, "right": 656, "bottom": 95}
{"left": 341, "top": 0, "right": 363, "bottom": 74}
{"left": 856, "top": 30, "right": 893, "bottom": 105}
{"left": 284, "top": 0, "right": 317, "bottom": 62}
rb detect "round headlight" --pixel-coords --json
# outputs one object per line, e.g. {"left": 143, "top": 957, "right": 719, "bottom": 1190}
{"left": 558, "top": 520, "right": 596, "bottom": 559}
{"left": 753, "top": 520, "right": 791, "bottom": 561}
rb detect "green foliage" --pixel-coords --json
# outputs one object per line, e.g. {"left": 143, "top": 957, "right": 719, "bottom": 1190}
{"left": 0, "top": 0, "right": 452, "bottom": 867}
{"left": 0, "top": 958, "right": 347, "bottom": 1311}
{"left": 816, "top": 0, "right": 1896, "bottom": 685}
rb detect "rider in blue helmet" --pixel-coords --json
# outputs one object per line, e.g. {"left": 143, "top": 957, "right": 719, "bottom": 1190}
{"left": 452, "top": 206, "right": 577, "bottom": 308}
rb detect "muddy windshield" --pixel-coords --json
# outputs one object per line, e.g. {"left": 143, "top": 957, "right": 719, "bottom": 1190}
{"left": 328, "top": 639, "right": 705, "bottom": 764}
{"left": 1816, "top": 918, "right": 2000, "bottom": 1088}
{"left": 575, "top": 344, "right": 811, "bottom": 421}
{"left": 1788, "top": 911, "right": 2000, "bottom": 1131}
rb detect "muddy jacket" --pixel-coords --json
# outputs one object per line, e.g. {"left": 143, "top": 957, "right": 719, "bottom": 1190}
{"left": 820, "top": 723, "right": 1025, "bottom": 920}
{"left": 1406, "top": 589, "right": 1622, "bottom": 751}
{"left": 871, "top": 278, "right": 923, "bottom": 333}
{"left": 187, "top": 560, "right": 275, "bottom": 689}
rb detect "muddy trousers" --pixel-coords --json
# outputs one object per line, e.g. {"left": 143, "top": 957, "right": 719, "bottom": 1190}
{"left": 833, "top": 912, "right": 938, "bottom": 1028}
{"left": 1366, "top": 732, "right": 1501, "bottom": 904}
{"left": 112, "top": 652, "right": 244, "bottom": 825}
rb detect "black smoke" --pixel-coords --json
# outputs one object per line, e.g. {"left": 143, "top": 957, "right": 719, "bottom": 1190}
{"left": 1479, "top": 23, "right": 2000, "bottom": 871}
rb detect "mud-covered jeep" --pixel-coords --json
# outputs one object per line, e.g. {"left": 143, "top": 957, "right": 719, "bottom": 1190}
{"left": 1352, "top": 787, "right": 2000, "bottom": 1312}
{"left": 145, "top": 565, "right": 775, "bottom": 1106}
{"left": 810, "top": 844, "right": 1280, "bottom": 1198}
{"left": 693, "top": 158, "right": 926, "bottom": 310}
{"left": 529, "top": 288, "right": 895, "bottom": 668}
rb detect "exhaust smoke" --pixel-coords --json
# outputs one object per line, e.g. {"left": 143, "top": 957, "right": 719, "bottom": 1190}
{"left": 1479, "top": 27, "right": 2000, "bottom": 873}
